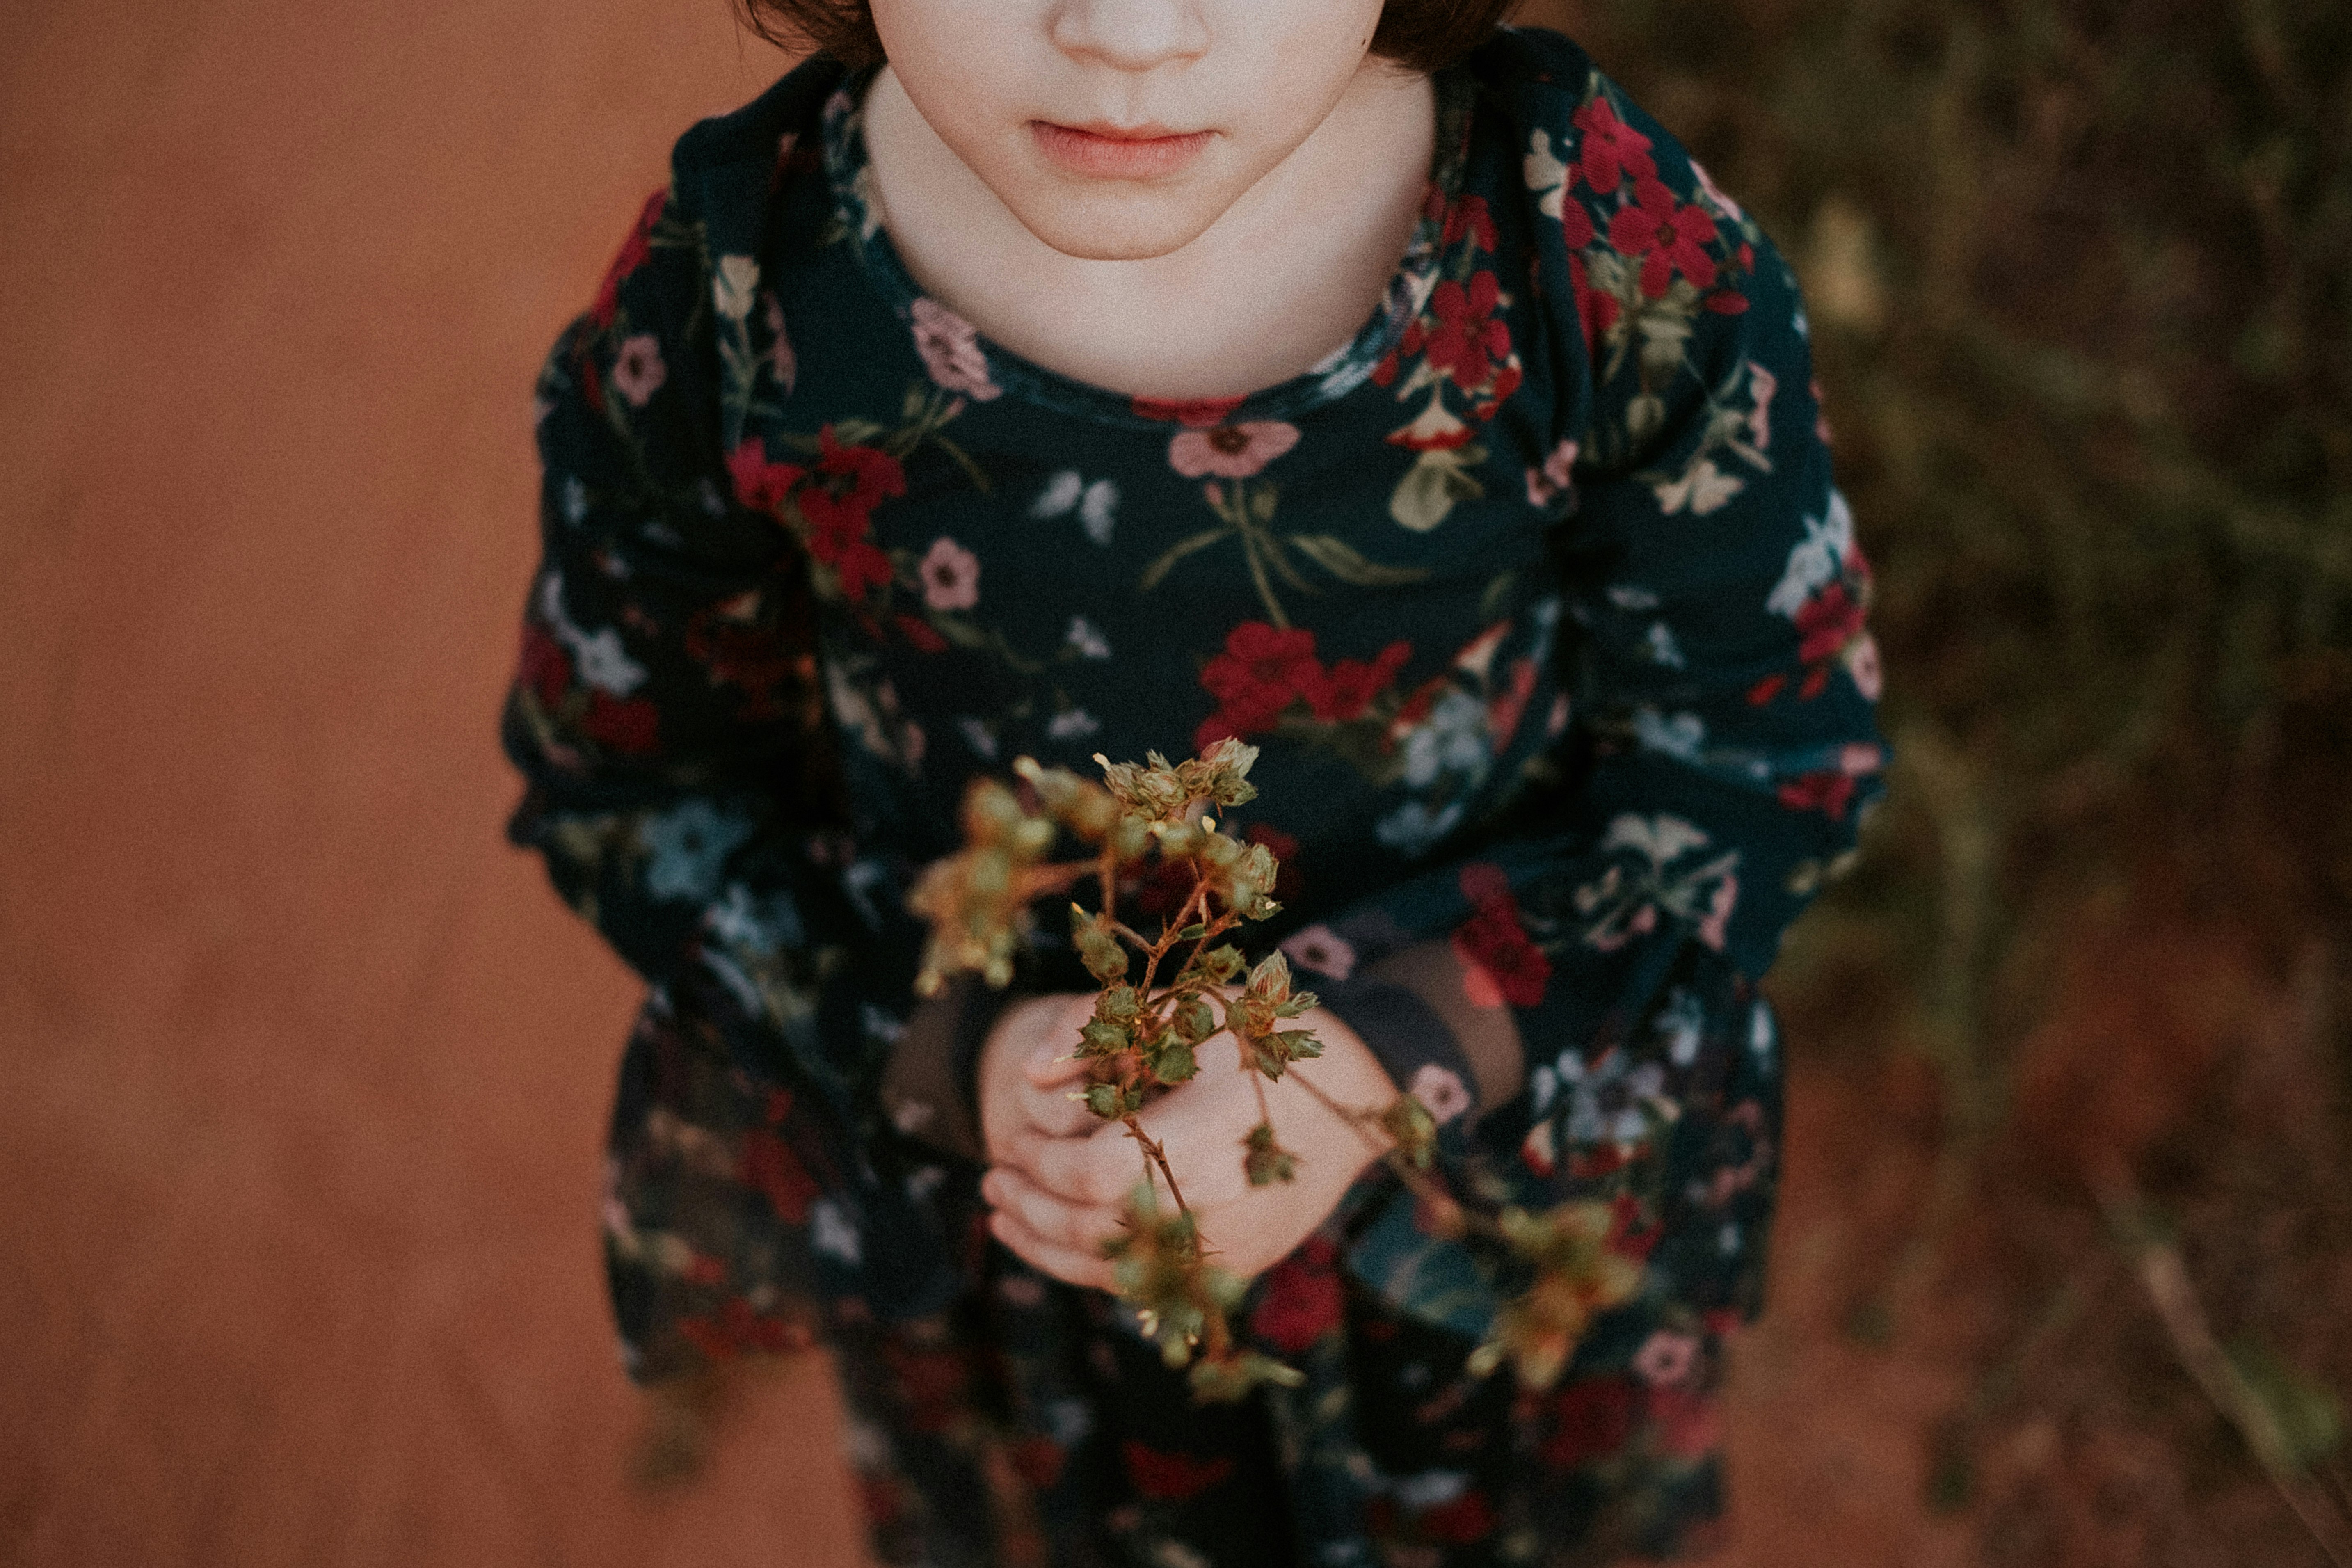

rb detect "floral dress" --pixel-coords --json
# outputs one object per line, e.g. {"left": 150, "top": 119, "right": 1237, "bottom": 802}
{"left": 503, "top": 25, "right": 1885, "bottom": 1568}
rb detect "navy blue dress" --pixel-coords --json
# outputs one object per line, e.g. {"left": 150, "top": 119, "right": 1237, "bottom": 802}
{"left": 503, "top": 26, "right": 1885, "bottom": 1566}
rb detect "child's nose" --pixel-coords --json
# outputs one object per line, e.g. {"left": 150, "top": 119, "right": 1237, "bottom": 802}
{"left": 1047, "top": 0, "right": 1211, "bottom": 72}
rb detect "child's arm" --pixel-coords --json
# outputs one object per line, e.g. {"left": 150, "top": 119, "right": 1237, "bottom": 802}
{"left": 502, "top": 171, "right": 965, "bottom": 1376}
{"left": 1275, "top": 57, "right": 1886, "bottom": 1209}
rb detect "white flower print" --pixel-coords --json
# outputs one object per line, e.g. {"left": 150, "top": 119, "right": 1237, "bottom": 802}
{"left": 642, "top": 800, "right": 755, "bottom": 901}
{"left": 1401, "top": 688, "right": 1490, "bottom": 787}
{"left": 1032, "top": 473, "right": 1118, "bottom": 544}
{"left": 1633, "top": 707, "right": 1706, "bottom": 762}
{"left": 1047, "top": 707, "right": 1099, "bottom": 740}
{"left": 918, "top": 537, "right": 980, "bottom": 610}
{"left": 712, "top": 255, "right": 759, "bottom": 322}
{"left": 809, "top": 1199, "right": 862, "bottom": 1264}
{"left": 610, "top": 333, "right": 667, "bottom": 407}
{"left": 1079, "top": 478, "right": 1118, "bottom": 544}
{"left": 1375, "top": 798, "right": 1463, "bottom": 856}
{"left": 1767, "top": 491, "right": 1857, "bottom": 618}
{"left": 957, "top": 717, "right": 999, "bottom": 759}
{"left": 1654, "top": 457, "right": 1744, "bottom": 517}
{"left": 1644, "top": 621, "right": 1686, "bottom": 669}
{"left": 560, "top": 475, "right": 590, "bottom": 526}
{"left": 1409, "top": 1063, "right": 1473, "bottom": 1125}
{"left": 571, "top": 626, "right": 646, "bottom": 695}
{"left": 1064, "top": 615, "right": 1111, "bottom": 659}
{"left": 1280, "top": 924, "right": 1358, "bottom": 982}
{"left": 1522, "top": 129, "right": 1570, "bottom": 221}
{"left": 1575, "top": 813, "right": 1742, "bottom": 953}
{"left": 909, "top": 296, "right": 1001, "bottom": 400}
{"left": 537, "top": 574, "right": 645, "bottom": 694}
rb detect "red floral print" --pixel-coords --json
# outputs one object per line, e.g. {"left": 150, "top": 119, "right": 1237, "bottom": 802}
{"left": 519, "top": 623, "right": 570, "bottom": 707}
{"left": 1129, "top": 393, "right": 1246, "bottom": 427}
{"left": 1122, "top": 1440, "right": 1235, "bottom": 1501}
{"left": 1610, "top": 178, "right": 1721, "bottom": 299}
{"left": 1416, "top": 272, "right": 1512, "bottom": 393}
{"left": 1793, "top": 580, "right": 1866, "bottom": 668}
{"left": 1570, "top": 99, "right": 1656, "bottom": 194}
{"left": 1200, "top": 621, "right": 1321, "bottom": 734}
{"left": 679, "top": 1296, "right": 806, "bottom": 1360}
{"left": 1775, "top": 768, "right": 1857, "bottom": 819}
{"left": 1441, "top": 192, "right": 1498, "bottom": 253}
{"left": 1301, "top": 640, "right": 1413, "bottom": 722}
{"left": 1249, "top": 1236, "right": 1345, "bottom": 1353}
{"left": 1196, "top": 624, "right": 1415, "bottom": 749}
{"left": 582, "top": 691, "right": 658, "bottom": 754}
{"left": 1540, "top": 1376, "right": 1641, "bottom": 1470}
{"left": 1450, "top": 863, "right": 1552, "bottom": 1008}
{"left": 1417, "top": 1490, "right": 1497, "bottom": 1545}
{"left": 741, "top": 1126, "right": 819, "bottom": 1221}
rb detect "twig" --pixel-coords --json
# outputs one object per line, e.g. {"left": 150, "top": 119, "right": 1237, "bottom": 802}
{"left": 2094, "top": 1170, "right": 2352, "bottom": 1568}
{"left": 1123, "top": 1117, "right": 1190, "bottom": 1216}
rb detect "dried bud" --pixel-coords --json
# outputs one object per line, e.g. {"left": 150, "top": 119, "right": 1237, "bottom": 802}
{"left": 1151, "top": 1040, "right": 1198, "bottom": 1086}
{"left": 1471, "top": 1201, "right": 1646, "bottom": 1389}
{"left": 1381, "top": 1094, "right": 1439, "bottom": 1169}
{"left": 1242, "top": 1122, "right": 1297, "bottom": 1186}
{"left": 1171, "top": 993, "right": 1218, "bottom": 1045}
{"left": 1188, "top": 1349, "right": 1303, "bottom": 1403}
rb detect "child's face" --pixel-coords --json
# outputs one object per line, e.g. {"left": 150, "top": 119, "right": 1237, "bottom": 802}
{"left": 869, "top": 0, "right": 1396, "bottom": 261}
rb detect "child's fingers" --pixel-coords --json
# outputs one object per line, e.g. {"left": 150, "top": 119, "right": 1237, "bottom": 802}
{"left": 1018, "top": 1124, "right": 1146, "bottom": 1208}
{"left": 1022, "top": 1041, "right": 1092, "bottom": 1088}
{"left": 983, "top": 1166, "right": 1125, "bottom": 1255}
{"left": 1017, "top": 1075, "right": 1097, "bottom": 1139}
{"left": 987, "top": 1207, "right": 1116, "bottom": 1292}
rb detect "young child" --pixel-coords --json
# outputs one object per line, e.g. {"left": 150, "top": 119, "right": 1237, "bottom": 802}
{"left": 502, "top": 1, "right": 1886, "bottom": 1562}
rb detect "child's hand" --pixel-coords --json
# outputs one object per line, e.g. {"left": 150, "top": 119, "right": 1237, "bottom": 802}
{"left": 976, "top": 991, "right": 1105, "bottom": 1176}
{"left": 981, "top": 1008, "right": 1396, "bottom": 1291}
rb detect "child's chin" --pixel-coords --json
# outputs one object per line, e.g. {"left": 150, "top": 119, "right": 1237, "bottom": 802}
{"left": 999, "top": 186, "right": 1236, "bottom": 263}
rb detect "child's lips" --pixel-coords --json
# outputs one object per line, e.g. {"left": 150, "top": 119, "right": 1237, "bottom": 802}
{"left": 1029, "top": 120, "right": 1213, "bottom": 180}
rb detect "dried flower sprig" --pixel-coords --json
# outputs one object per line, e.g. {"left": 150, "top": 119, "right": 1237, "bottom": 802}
{"left": 910, "top": 743, "right": 1652, "bottom": 1398}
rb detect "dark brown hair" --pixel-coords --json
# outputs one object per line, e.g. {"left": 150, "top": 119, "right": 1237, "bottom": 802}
{"left": 735, "top": 0, "right": 1518, "bottom": 75}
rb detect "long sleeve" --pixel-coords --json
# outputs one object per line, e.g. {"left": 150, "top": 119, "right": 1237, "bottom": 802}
{"left": 502, "top": 164, "right": 966, "bottom": 1378}
{"left": 1312, "top": 53, "right": 1885, "bottom": 1328}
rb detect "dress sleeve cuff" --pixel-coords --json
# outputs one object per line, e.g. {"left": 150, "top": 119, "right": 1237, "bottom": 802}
{"left": 1314, "top": 937, "right": 1527, "bottom": 1130}
{"left": 879, "top": 972, "right": 1016, "bottom": 1163}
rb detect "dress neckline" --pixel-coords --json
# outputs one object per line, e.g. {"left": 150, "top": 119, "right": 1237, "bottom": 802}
{"left": 820, "top": 65, "right": 1479, "bottom": 431}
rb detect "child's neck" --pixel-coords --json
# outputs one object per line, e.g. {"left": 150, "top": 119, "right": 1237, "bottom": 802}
{"left": 863, "top": 63, "right": 1437, "bottom": 404}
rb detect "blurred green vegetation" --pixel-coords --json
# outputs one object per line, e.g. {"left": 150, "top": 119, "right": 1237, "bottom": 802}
{"left": 1525, "top": 0, "right": 2352, "bottom": 1558}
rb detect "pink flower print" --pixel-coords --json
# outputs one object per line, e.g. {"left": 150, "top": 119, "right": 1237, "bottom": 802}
{"left": 1409, "top": 1063, "right": 1473, "bottom": 1125}
{"left": 1690, "top": 158, "right": 1745, "bottom": 222}
{"left": 1633, "top": 1330, "right": 1700, "bottom": 1387}
{"left": 765, "top": 293, "right": 798, "bottom": 396}
{"left": 610, "top": 333, "right": 667, "bottom": 407}
{"left": 1696, "top": 874, "right": 1737, "bottom": 951}
{"left": 1525, "top": 438, "right": 1579, "bottom": 509}
{"left": 1844, "top": 632, "right": 1883, "bottom": 700}
{"left": 1745, "top": 361, "right": 1777, "bottom": 452}
{"left": 909, "top": 297, "right": 1001, "bottom": 401}
{"left": 1168, "top": 420, "right": 1301, "bottom": 479}
{"left": 1486, "top": 657, "right": 1540, "bottom": 751}
{"left": 917, "top": 537, "right": 980, "bottom": 611}
{"left": 1280, "top": 923, "right": 1357, "bottom": 982}
{"left": 1609, "top": 178, "right": 1721, "bottom": 298}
